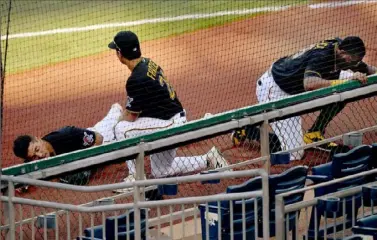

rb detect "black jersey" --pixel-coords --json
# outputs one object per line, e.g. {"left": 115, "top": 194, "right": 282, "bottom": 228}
{"left": 271, "top": 38, "right": 369, "bottom": 95}
{"left": 125, "top": 58, "right": 183, "bottom": 120}
{"left": 42, "top": 126, "right": 96, "bottom": 155}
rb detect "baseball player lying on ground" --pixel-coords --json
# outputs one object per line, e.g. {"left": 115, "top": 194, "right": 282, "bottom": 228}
{"left": 232, "top": 36, "right": 377, "bottom": 160}
{"left": 13, "top": 103, "right": 124, "bottom": 186}
{"left": 13, "top": 100, "right": 226, "bottom": 191}
{"left": 108, "top": 30, "right": 230, "bottom": 192}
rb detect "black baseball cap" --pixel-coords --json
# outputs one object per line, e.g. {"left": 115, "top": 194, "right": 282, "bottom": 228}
{"left": 108, "top": 30, "right": 141, "bottom": 60}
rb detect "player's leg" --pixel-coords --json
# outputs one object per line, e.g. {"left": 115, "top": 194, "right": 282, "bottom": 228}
{"left": 89, "top": 103, "right": 123, "bottom": 143}
{"left": 113, "top": 117, "right": 177, "bottom": 192}
{"left": 303, "top": 70, "right": 354, "bottom": 150}
{"left": 265, "top": 71, "right": 305, "bottom": 160}
{"left": 149, "top": 111, "right": 230, "bottom": 177}
{"left": 304, "top": 102, "right": 346, "bottom": 150}
{"left": 256, "top": 68, "right": 304, "bottom": 159}
{"left": 235, "top": 126, "right": 282, "bottom": 153}
{"left": 232, "top": 68, "right": 283, "bottom": 152}
{"left": 150, "top": 146, "right": 230, "bottom": 178}
{"left": 150, "top": 148, "right": 177, "bottom": 178}
{"left": 270, "top": 116, "right": 305, "bottom": 160}
{"left": 232, "top": 69, "right": 271, "bottom": 146}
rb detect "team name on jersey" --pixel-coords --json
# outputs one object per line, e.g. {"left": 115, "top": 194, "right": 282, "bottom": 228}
{"left": 146, "top": 60, "right": 176, "bottom": 100}
{"left": 147, "top": 60, "right": 159, "bottom": 80}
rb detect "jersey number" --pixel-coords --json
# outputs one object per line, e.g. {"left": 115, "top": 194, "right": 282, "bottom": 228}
{"left": 147, "top": 60, "right": 176, "bottom": 100}
{"left": 314, "top": 41, "right": 329, "bottom": 49}
{"left": 289, "top": 41, "right": 329, "bottom": 60}
{"left": 159, "top": 74, "right": 176, "bottom": 100}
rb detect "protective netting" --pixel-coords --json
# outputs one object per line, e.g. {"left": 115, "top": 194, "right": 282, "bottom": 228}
{"left": 4, "top": 0, "right": 377, "bottom": 167}
{"left": 2, "top": 0, "right": 377, "bottom": 238}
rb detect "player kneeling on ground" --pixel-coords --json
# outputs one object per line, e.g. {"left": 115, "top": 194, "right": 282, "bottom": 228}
{"left": 13, "top": 103, "right": 123, "bottom": 187}
{"left": 232, "top": 36, "right": 377, "bottom": 160}
{"left": 108, "top": 30, "right": 230, "bottom": 192}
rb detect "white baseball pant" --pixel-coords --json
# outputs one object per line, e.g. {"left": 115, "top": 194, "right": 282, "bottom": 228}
{"left": 87, "top": 103, "right": 123, "bottom": 143}
{"left": 256, "top": 67, "right": 355, "bottom": 160}
{"left": 256, "top": 67, "right": 305, "bottom": 160}
{"left": 114, "top": 110, "right": 208, "bottom": 178}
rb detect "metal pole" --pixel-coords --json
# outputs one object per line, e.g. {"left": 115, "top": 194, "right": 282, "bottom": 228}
{"left": 261, "top": 170, "right": 270, "bottom": 240}
{"left": 260, "top": 119, "right": 270, "bottom": 174}
{"left": 6, "top": 181, "right": 16, "bottom": 240}
{"left": 135, "top": 144, "right": 146, "bottom": 200}
{"left": 134, "top": 145, "right": 145, "bottom": 240}
{"left": 275, "top": 195, "right": 285, "bottom": 240}
{"left": 133, "top": 152, "right": 143, "bottom": 240}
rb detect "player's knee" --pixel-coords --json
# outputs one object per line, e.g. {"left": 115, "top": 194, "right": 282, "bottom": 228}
{"left": 114, "top": 123, "right": 126, "bottom": 141}
{"left": 291, "top": 150, "right": 305, "bottom": 160}
{"left": 151, "top": 170, "right": 165, "bottom": 179}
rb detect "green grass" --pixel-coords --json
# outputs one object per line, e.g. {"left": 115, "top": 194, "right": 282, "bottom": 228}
{"left": 1, "top": 0, "right": 308, "bottom": 74}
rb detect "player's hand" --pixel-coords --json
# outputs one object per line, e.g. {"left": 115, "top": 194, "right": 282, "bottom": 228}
{"left": 350, "top": 72, "right": 368, "bottom": 84}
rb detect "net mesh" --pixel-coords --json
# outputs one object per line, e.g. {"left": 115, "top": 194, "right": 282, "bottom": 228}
{"left": 2, "top": 0, "right": 377, "bottom": 238}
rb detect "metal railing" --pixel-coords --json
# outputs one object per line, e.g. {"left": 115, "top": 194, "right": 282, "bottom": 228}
{"left": 2, "top": 74, "right": 377, "bottom": 180}
{"left": 1, "top": 76, "right": 377, "bottom": 239}
{"left": 275, "top": 168, "right": 377, "bottom": 240}
{"left": 1, "top": 168, "right": 269, "bottom": 240}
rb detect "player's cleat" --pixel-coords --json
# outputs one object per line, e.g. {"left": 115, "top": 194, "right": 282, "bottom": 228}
{"left": 231, "top": 128, "right": 247, "bottom": 147}
{"left": 113, "top": 174, "right": 146, "bottom": 193}
{"left": 304, "top": 131, "right": 338, "bottom": 152}
{"left": 206, "top": 146, "right": 232, "bottom": 171}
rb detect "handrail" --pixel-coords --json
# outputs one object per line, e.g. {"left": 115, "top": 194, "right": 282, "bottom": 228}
{"left": 2, "top": 74, "right": 377, "bottom": 177}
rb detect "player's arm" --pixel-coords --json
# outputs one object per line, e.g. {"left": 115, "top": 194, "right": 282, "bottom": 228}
{"left": 303, "top": 57, "right": 367, "bottom": 91}
{"left": 303, "top": 56, "right": 334, "bottom": 91}
{"left": 367, "top": 65, "right": 377, "bottom": 75}
{"left": 122, "top": 109, "right": 140, "bottom": 122}
{"left": 121, "top": 77, "right": 143, "bottom": 122}
{"left": 303, "top": 76, "right": 333, "bottom": 91}
{"left": 304, "top": 73, "right": 368, "bottom": 91}
{"left": 69, "top": 127, "right": 102, "bottom": 147}
{"left": 93, "top": 132, "right": 103, "bottom": 145}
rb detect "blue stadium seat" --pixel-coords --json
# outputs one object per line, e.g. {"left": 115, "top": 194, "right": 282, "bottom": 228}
{"left": 370, "top": 143, "right": 377, "bottom": 168}
{"left": 367, "top": 143, "right": 377, "bottom": 182}
{"left": 343, "top": 234, "right": 372, "bottom": 240}
{"left": 77, "top": 208, "right": 148, "bottom": 240}
{"left": 198, "top": 177, "right": 261, "bottom": 240}
{"left": 352, "top": 214, "right": 377, "bottom": 240}
{"left": 362, "top": 185, "right": 377, "bottom": 207}
{"left": 198, "top": 165, "right": 308, "bottom": 240}
{"left": 76, "top": 237, "right": 101, "bottom": 240}
{"left": 266, "top": 165, "right": 308, "bottom": 238}
{"left": 306, "top": 145, "right": 372, "bottom": 239}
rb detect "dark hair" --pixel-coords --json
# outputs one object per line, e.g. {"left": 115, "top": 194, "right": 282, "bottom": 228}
{"left": 13, "top": 135, "right": 34, "bottom": 161}
{"left": 339, "top": 36, "right": 366, "bottom": 58}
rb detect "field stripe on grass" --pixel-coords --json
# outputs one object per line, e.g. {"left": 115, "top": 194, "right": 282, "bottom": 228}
{"left": 309, "top": 0, "right": 377, "bottom": 9}
{"left": 2, "top": 0, "right": 377, "bottom": 41}
{"left": 1, "top": 6, "right": 290, "bottom": 40}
